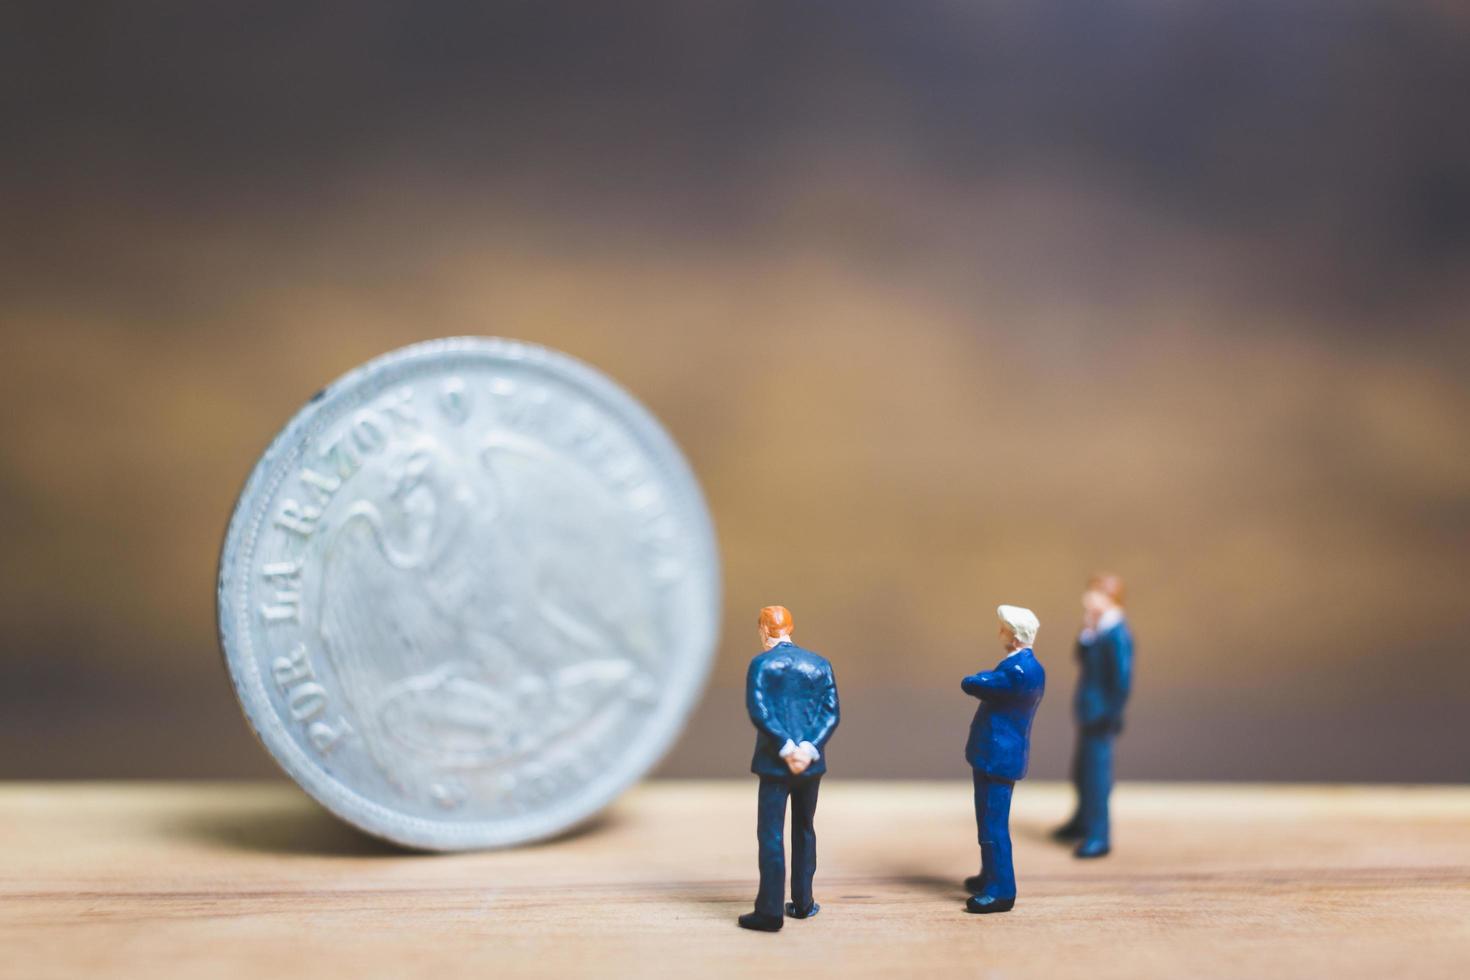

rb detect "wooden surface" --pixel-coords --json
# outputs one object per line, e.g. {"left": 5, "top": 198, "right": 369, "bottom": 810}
{"left": 3, "top": 781, "right": 1469, "bottom": 979}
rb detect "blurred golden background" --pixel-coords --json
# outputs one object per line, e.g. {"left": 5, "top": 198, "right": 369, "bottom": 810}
{"left": 2, "top": 2, "right": 1467, "bottom": 782}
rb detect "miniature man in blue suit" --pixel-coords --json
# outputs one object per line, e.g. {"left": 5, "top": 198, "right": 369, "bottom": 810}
{"left": 739, "top": 605, "right": 840, "bottom": 933}
{"left": 961, "top": 604, "right": 1046, "bottom": 914}
{"left": 1054, "top": 573, "right": 1134, "bottom": 858}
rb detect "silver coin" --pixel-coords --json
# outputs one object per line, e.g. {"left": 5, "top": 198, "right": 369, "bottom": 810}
{"left": 217, "top": 338, "right": 720, "bottom": 849}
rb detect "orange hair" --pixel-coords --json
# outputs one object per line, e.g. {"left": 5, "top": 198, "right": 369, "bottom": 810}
{"left": 1088, "top": 573, "right": 1126, "bottom": 607}
{"left": 758, "top": 605, "right": 794, "bottom": 638}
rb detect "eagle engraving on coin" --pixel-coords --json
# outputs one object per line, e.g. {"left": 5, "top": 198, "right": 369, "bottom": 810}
{"left": 314, "top": 430, "right": 657, "bottom": 788}
{"left": 218, "top": 339, "right": 720, "bottom": 849}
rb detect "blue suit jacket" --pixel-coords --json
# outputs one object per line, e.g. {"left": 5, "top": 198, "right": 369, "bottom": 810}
{"left": 962, "top": 648, "right": 1046, "bottom": 781}
{"left": 747, "top": 642, "right": 840, "bottom": 779}
{"left": 1074, "top": 620, "right": 1133, "bottom": 734}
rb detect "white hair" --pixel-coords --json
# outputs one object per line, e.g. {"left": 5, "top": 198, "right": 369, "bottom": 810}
{"left": 997, "top": 604, "right": 1040, "bottom": 646}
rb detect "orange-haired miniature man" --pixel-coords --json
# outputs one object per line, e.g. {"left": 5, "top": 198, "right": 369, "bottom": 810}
{"left": 738, "top": 606, "right": 840, "bottom": 932}
{"left": 1054, "top": 574, "right": 1134, "bottom": 858}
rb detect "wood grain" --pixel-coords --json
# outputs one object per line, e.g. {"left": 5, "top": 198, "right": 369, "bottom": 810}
{"left": 2, "top": 781, "right": 1468, "bottom": 979}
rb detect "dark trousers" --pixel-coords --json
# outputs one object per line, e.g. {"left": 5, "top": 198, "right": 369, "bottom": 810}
{"left": 1070, "top": 730, "right": 1114, "bottom": 844}
{"left": 755, "top": 775, "right": 821, "bottom": 918}
{"left": 972, "top": 770, "right": 1016, "bottom": 900}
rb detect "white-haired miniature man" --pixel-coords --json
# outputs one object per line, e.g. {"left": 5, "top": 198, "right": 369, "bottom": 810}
{"left": 959, "top": 605, "right": 1047, "bottom": 913}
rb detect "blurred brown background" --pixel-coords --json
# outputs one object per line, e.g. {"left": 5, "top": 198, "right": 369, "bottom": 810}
{"left": 2, "top": 2, "right": 1467, "bottom": 782}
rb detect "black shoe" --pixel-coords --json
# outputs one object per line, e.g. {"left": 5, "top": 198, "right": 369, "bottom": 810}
{"left": 1052, "top": 819, "right": 1084, "bottom": 841}
{"left": 963, "top": 875, "right": 986, "bottom": 894}
{"left": 737, "top": 911, "right": 783, "bottom": 932}
{"left": 1074, "top": 839, "right": 1111, "bottom": 859}
{"left": 965, "top": 894, "right": 1016, "bottom": 914}
{"left": 785, "top": 901, "right": 820, "bottom": 919}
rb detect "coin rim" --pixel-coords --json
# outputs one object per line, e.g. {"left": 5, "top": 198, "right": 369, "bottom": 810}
{"left": 217, "top": 337, "right": 721, "bottom": 850}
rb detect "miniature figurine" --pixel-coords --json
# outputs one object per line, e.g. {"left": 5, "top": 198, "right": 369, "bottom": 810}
{"left": 961, "top": 605, "right": 1046, "bottom": 914}
{"left": 738, "top": 605, "right": 840, "bottom": 933}
{"left": 1053, "top": 573, "right": 1134, "bottom": 858}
